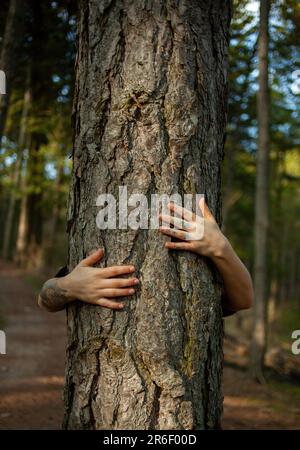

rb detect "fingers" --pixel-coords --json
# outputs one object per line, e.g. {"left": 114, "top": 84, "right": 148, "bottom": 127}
{"left": 99, "top": 288, "right": 136, "bottom": 298}
{"left": 165, "top": 241, "right": 191, "bottom": 250}
{"left": 99, "top": 265, "right": 135, "bottom": 278}
{"left": 79, "top": 248, "right": 104, "bottom": 267}
{"left": 159, "top": 226, "right": 189, "bottom": 241}
{"left": 100, "top": 277, "right": 139, "bottom": 288}
{"left": 160, "top": 214, "right": 194, "bottom": 231}
{"left": 168, "top": 202, "right": 196, "bottom": 221}
{"left": 198, "top": 197, "right": 215, "bottom": 222}
{"left": 92, "top": 298, "right": 126, "bottom": 310}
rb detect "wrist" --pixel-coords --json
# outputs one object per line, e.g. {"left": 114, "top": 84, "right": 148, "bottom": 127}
{"left": 57, "top": 275, "right": 76, "bottom": 303}
{"left": 211, "top": 233, "right": 230, "bottom": 260}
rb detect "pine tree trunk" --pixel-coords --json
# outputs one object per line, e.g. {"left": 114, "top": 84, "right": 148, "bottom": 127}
{"left": 26, "top": 134, "right": 44, "bottom": 266}
{"left": 43, "top": 163, "right": 64, "bottom": 266}
{"left": 0, "top": 0, "right": 24, "bottom": 145}
{"left": 251, "top": 0, "right": 270, "bottom": 381}
{"left": 2, "top": 75, "right": 31, "bottom": 259}
{"left": 15, "top": 192, "right": 28, "bottom": 266}
{"left": 222, "top": 144, "right": 236, "bottom": 233}
{"left": 64, "top": 0, "right": 231, "bottom": 430}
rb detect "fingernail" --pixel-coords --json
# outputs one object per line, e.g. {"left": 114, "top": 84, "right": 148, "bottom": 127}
{"left": 118, "top": 303, "right": 124, "bottom": 309}
{"left": 129, "top": 288, "right": 135, "bottom": 294}
{"left": 134, "top": 279, "right": 139, "bottom": 284}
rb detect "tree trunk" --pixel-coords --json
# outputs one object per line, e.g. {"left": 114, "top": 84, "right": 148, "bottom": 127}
{"left": 14, "top": 130, "right": 32, "bottom": 267}
{"left": 25, "top": 134, "right": 44, "bottom": 267}
{"left": 250, "top": 0, "right": 270, "bottom": 381}
{"left": 15, "top": 192, "right": 28, "bottom": 266}
{"left": 2, "top": 73, "right": 31, "bottom": 259}
{"left": 49, "top": 164, "right": 64, "bottom": 244}
{"left": 64, "top": 0, "right": 231, "bottom": 430}
{"left": 15, "top": 132, "right": 44, "bottom": 267}
{"left": 222, "top": 144, "right": 236, "bottom": 233}
{"left": 0, "top": 0, "right": 24, "bottom": 145}
{"left": 43, "top": 162, "right": 64, "bottom": 266}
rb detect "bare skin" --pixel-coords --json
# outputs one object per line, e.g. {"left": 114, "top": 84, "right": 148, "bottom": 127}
{"left": 38, "top": 198, "right": 253, "bottom": 314}
{"left": 159, "top": 198, "right": 253, "bottom": 312}
{"left": 38, "top": 249, "right": 138, "bottom": 312}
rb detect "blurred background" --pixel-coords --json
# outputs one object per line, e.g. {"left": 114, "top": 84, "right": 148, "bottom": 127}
{"left": 0, "top": 0, "right": 299, "bottom": 429}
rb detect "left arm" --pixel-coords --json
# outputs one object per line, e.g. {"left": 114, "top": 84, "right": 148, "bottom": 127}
{"left": 209, "top": 236, "right": 254, "bottom": 312}
{"left": 159, "top": 198, "right": 253, "bottom": 313}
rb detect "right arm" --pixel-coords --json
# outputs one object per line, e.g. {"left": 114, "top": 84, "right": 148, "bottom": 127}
{"left": 38, "top": 249, "right": 139, "bottom": 312}
{"left": 38, "top": 277, "right": 73, "bottom": 312}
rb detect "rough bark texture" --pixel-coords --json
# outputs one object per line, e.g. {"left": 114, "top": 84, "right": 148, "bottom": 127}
{"left": 65, "top": 0, "right": 231, "bottom": 430}
{"left": 251, "top": 0, "right": 270, "bottom": 381}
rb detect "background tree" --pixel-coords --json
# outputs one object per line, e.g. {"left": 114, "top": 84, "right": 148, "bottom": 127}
{"left": 1, "top": 68, "right": 31, "bottom": 259}
{"left": 0, "top": 0, "right": 76, "bottom": 265}
{"left": 224, "top": 0, "right": 300, "bottom": 371}
{"left": 0, "top": 0, "right": 25, "bottom": 145}
{"left": 250, "top": 0, "right": 271, "bottom": 381}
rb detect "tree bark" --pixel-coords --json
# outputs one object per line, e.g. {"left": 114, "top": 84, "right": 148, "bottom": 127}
{"left": 64, "top": 0, "right": 231, "bottom": 430}
{"left": 250, "top": 0, "right": 270, "bottom": 381}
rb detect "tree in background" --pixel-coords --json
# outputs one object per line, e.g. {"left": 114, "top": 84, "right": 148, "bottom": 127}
{"left": 0, "top": 0, "right": 24, "bottom": 145}
{"left": 0, "top": 0, "right": 76, "bottom": 266}
{"left": 225, "top": 0, "right": 300, "bottom": 370}
{"left": 2, "top": 68, "right": 31, "bottom": 259}
{"left": 251, "top": 0, "right": 271, "bottom": 381}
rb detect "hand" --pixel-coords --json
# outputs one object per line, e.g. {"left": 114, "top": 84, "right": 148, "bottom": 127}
{"left": 59, "top": 249, "right": 139, "bottom": 310}
{"left": 159, "top": 198, "right": 227, "bottom": 259}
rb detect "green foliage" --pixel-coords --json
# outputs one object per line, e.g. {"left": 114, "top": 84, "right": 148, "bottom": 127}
{"left": 224, "top": 0, "right": 300, "bottom": 305}
{"left": 0, "top": 0, "right": 299, "bottom": 301}
{"left": 0, "top": 0, "right": 76, "bottom": 264}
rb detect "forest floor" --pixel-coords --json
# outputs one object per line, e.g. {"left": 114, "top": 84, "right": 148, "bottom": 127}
{"left": 0, "top": 260, "right": 299, "bottom": 430}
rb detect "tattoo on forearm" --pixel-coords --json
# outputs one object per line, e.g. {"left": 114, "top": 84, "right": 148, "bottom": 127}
{"left": 39, "top": 278, "right": 68, "bottom": 312}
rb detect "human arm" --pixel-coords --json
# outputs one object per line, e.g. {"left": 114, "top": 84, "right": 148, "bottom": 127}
{"left": 38, "top": 249, "right": 139, "bottom": 312}
{"left": 159, "top": 199, "right": 253, "bottom": 313}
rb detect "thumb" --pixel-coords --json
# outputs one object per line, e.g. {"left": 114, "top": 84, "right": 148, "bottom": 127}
{"left": 79, "top": 248, "right": 104, "bottom": 267}
{"left": 198, "top": 197, "right": 215, "bottom": 222}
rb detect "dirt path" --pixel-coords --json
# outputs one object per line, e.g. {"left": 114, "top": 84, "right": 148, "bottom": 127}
{"left": 0, "top": 261, "right": 66, "bottom": 429}
{"left": 223, "top": 366, "right": 300, "bottom": 429}
{"left": 0, "top": 261, "right": 299, "bottom": 430}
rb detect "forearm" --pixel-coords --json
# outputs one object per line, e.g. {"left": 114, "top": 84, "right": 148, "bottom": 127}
{"left": 38, "top": 277, "right": 74, "bottom": 312}
{"left": 211, "top": 237, "right": 253, "bottom": 312}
